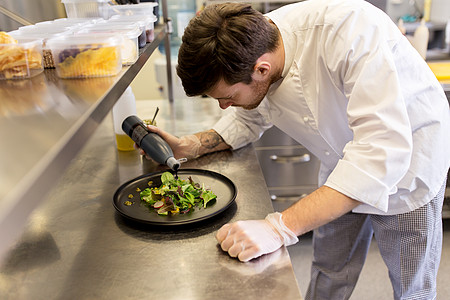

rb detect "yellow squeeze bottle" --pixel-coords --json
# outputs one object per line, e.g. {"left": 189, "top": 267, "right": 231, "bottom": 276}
{"left": 112, "top": 87, "right": 137, "bottom": 151}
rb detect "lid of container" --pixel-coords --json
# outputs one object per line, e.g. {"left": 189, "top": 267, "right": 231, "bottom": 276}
{"left": 34, "top": 21, "right": 53, "bottom": 26}
{"left": 84, "top": 22, "right": 139, "bottom": 30}
{"left": 61, "top": 0, "right": 109, "bottom": 3}
{"left": 6, "top": 30, "right": 20, "bottom": 37}
{"left": 46, "top": 32, "right": 123, "bottom": 47}
{"left": 110, "top": 14, "right": 157, "bottom": 24}
{"left": 104, "top": 20, "right": 145, "bottom": 31}
{"left": 122, "top": 2, "right": 158, "bottom": 8}
{"left": 78, "top": 25, "right": 141, "bottom": 39}
{"left": 33, "top": 22, "right": 80, "bottom": 31}
{"left": 17, "top": 25, "right": 35, "bottom": 31}
{"left": 0, "top": 38, "right": 42, "bottom": 48}
{"left": 134, "top": 2, "right": 158, "bottom": 8}
{"left": 109, "top": 2, "right": 158, "bottom": 13}
{"left": 48, "top": 19, "right": 98, "bottom": 28}
{"left": 10, "top": 29, "right": 72, "bottom": 41}
{"left": 13, "top": 36, "right": 45, "bottom": 43}
{"left": 18, "top": 25, "right": 74, "bottom": 35}
{"left": 53, "top": 17, "right": 103, "bottom": 24}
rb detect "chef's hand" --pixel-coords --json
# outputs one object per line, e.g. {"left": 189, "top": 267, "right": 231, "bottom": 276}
{"left": 135, "top": 125, "right": 201, "bottom": 160}
{"left": 216, "top": 212, "right": 299, "bottom": 262}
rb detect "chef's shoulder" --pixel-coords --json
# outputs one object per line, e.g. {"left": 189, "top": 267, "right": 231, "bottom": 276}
{"left": 266, "top": 0, "right": 393, "bottom": 34}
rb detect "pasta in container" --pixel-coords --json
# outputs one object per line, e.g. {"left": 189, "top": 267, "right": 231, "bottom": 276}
{"left": 47, "top": 33, "right": 123, "bottom": 78}
{"left": 0, "top": 32, "right": 43, "bottom": 80}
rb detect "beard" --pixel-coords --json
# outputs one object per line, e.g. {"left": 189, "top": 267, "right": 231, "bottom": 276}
{"left": 241, "top": 72, "right": 280, "bottom": 110}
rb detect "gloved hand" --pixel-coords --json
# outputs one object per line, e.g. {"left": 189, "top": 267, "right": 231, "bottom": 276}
{"left": 215, "top": 212, "right": 299, "bottom": 262}
{"left": 136, "top": 125, "right": 201, "bottom": 161}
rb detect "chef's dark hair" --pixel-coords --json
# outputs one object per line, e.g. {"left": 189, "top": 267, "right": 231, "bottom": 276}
{"left": 176, "top": 2, "right": 279, "bottom": 97}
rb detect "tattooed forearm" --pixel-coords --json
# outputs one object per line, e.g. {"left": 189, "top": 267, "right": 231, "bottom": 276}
{"left": 199, "top": 130, "right": 224, "bottom": 149}
{"left": 195, "top": 129, "right": 231, "bottom": 155}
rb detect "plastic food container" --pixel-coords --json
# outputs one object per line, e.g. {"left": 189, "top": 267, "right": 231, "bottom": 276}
{"left": 21, "top": 23, "right": 77, "bottom": 34}
{"left": 0, "top": 39, "right": 43, "bottom": 80}
{"left": 61, "top": 0, "right": 110, "bottom": 19}
{"left": 109, "top": 14, "right": 157, "bottom": 43}
{"left": 78, "top": 25, "right": 140, "bottom": 65}
{"left": 10, "top": 28, "right": 72, "bottom": 68}
{"left": 47, "top": 33, "right": 122, "bottom": 78}
{"left": 107, "top": 2, "right": 158, "bottom": 18}
{"left": 52, "top": 17, "right": 103, "bottom": 25}
{"left": 34, "top": 18, "right": 100, "bottom": 31}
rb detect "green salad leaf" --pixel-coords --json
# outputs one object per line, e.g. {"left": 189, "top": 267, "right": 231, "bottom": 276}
{"left": 161, "top": 172, "right": 174, "bottom": 185}
{"left": 140, "top": 172, "right": 217, "bottom": 215}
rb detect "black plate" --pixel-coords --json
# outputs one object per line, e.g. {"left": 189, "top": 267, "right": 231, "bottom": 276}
{"left": 113, "top": 169, "right": 237, "bottom": 226}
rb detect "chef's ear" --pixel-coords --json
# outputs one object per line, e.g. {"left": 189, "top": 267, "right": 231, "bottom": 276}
{"left": 252, "top": 61, "right": 271, "bottom": 80}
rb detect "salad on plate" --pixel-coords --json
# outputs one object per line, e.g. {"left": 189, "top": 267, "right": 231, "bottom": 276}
{"left": 140, "top": 171, "right": 217, "bottom": 215}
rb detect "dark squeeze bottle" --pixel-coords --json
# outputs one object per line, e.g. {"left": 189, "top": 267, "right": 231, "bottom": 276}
{"left": 122, "top": 115, "right": 181, "bottom": 172}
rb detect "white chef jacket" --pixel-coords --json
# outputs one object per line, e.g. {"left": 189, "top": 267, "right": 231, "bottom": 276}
{"left": 212, "top": 0, "right": 450, "bottom": 215}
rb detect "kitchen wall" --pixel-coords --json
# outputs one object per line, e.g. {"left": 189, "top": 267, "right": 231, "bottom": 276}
{"left": 386, "top": 0, "right": 450, "bottom": 23}
{"left": 130, "top": 50, "right": 165, "bottom": 100}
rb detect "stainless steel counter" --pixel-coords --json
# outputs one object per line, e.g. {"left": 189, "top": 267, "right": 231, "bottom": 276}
{"left": 0, "top": 98, "right": 303, "bottom": 299}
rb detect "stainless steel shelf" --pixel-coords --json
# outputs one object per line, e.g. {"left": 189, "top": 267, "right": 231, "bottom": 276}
{"left": 0, "top": 25, "right": 169, "bottom": 262}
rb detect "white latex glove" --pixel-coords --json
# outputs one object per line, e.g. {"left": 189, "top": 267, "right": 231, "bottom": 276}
{"left": 137, "top": 125, "right": 202, "bottom": 160}
{"left": 215, "top": 212, "right": 299, "bottom": 262}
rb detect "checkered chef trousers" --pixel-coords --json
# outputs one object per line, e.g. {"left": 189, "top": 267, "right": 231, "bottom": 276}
{"left": 305, "top": 181, "right": 446, "bottom": 300}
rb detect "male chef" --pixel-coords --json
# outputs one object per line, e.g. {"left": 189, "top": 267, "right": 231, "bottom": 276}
{"left": 138, "top": 1, "right": 450, "bottom": 299}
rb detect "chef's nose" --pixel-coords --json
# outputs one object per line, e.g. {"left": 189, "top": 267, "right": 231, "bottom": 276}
{"left": 218, "top": 99, "right": 232, "bottom": 109}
